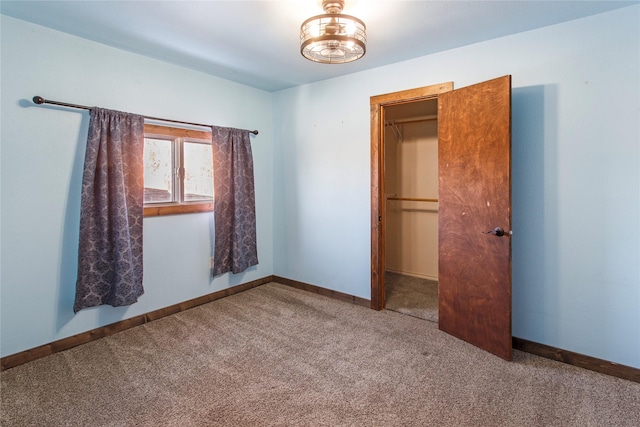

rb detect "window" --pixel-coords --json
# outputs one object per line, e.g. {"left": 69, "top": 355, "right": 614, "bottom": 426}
{"left": 143, "top": 124, "right": 214, "bottom": 217}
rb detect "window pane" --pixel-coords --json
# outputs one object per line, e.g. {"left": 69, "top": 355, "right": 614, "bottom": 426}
{"left": 144, "top": 138, "right": 173, "bottom": 203}
{"left": 183, "top": 141, "right": 213, "bottom": 202}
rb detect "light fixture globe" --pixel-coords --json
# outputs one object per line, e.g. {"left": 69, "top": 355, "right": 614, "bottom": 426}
{"left": 300, "top": 0, "right": 366, "bottom": 64}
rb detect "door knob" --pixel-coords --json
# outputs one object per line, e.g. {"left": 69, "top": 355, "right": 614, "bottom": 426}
{"left": 483, "top": 227, "right": 511, "bottom": 237}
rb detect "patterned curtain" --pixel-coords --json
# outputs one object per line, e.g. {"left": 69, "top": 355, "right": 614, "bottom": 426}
{"left": 74, "top": 108, "right": 145, "bottom": 313}
{"left": 211, "top": 126, "right": 258, "bottom": 275}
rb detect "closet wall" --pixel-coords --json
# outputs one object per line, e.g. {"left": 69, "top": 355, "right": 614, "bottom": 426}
{"left": 384, "top": 100, "right": 439, "bottom": 280}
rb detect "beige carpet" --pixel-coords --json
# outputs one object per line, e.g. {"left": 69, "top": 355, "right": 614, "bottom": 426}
{"left": 2, "top": 282, "right": 639, "bottom": 426}
{"left": 385, "top": 271, "right": 438, "bottom": 322}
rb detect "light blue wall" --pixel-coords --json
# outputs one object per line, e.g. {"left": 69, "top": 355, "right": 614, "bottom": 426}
{"left": 2, "top": 6, "right": 639, "bottom": 370}
{"left": 273, "top": 6, "right": 640, "bottom": 368}
{"left": 0, "top": 16, "right": 274, "bottom": 357}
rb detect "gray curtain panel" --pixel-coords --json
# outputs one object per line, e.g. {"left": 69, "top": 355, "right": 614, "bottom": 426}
{"left": 211, "top": 126, "right": 258, "bottom": 275}
{"left": 74, "top": 108, "right": 145, "bottom": 313}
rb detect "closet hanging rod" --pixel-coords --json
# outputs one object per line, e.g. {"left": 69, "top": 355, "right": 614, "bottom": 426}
{"left": 32, "top": 96, "right": 259, "bottom": 135}
{"left": 387, "top": 197, "right": 439, "bottom": 203}
{"left": 384, "top": 114, "right": 437, "bottom": 127}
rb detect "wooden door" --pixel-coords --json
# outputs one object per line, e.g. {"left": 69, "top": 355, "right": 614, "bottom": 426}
{"left": 438, "top": 75, "right": 512, "bottom": 360}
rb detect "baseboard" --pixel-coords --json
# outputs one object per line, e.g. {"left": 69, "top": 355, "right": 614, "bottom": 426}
{"left": 273, "top": 276, "right": 371, "bottom": 308}
{"left": 4, "top": 276, "right": 637, "bottom": 384}
{"left": 277, "top": 279, "right": 640, "bottom": 383}
{"left": 512, "top": 337, "right": 639, "bottom": 383}
{"left": 1, "top": 275, "right": 275, "bottom": 371}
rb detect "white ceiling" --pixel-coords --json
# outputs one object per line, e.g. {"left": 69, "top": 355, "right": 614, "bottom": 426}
{"left": 2, "top": 1, "right": 637, "bottom": 92}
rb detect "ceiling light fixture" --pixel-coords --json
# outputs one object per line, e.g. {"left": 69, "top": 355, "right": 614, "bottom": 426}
{"left": 300, "top": 0, "right": 366, "bottom": 64}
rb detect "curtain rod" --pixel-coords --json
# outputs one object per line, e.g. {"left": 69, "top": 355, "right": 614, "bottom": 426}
{"left": 32, "top": 96, "right": 259, "bottom": 135}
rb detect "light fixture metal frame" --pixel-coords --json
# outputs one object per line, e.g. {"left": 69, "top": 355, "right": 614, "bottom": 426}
{"left": 300, "top": 2, "right": 367, "bottom": 64}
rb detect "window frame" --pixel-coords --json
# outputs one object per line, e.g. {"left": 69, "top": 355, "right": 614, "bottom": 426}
{"left": 143, "top": 124, "right": 214, "bottom": 217}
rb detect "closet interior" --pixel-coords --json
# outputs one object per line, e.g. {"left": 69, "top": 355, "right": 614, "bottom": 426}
{"left": 383, "top": 98, "right": 439, "bottom": 321}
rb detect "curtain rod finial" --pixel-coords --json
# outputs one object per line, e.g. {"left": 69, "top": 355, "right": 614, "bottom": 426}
{"left": 33, "top": 96, "right": 45, "bottom": 105}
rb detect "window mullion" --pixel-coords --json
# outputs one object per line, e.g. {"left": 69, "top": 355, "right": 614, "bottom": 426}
{"left": 174, "top": 137, "right": 183, "bottom": 203}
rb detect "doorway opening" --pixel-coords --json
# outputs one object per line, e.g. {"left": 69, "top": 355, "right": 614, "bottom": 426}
{"left": 369, "top": 82, "right": 453, "bottom": 313}
{"left": 383, "top": 99, "right": 439, "bottom": 322}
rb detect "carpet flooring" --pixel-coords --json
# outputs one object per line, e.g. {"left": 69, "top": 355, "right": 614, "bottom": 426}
{"left": 2, "top": 282, "right": 639, "bottom": 426}
{"left": 385, "top": 272, "right": 438, "bottom": 322}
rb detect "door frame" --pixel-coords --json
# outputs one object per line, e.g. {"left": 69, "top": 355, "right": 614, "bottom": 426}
{"left": 370, "top": 82, "right": 453, "bottom": 310}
